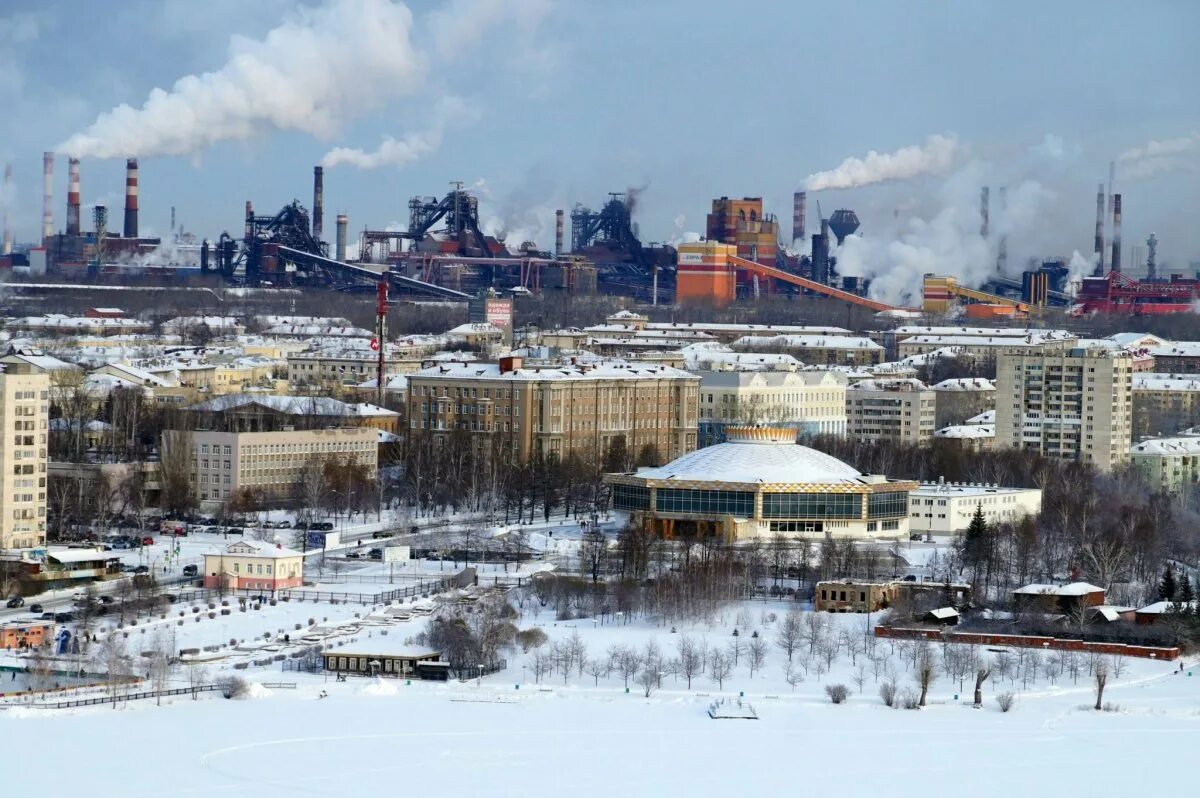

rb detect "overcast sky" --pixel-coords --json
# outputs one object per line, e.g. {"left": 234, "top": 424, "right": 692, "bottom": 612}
{"left": 2, "top": 0, "right": 1198, "bottom": 275}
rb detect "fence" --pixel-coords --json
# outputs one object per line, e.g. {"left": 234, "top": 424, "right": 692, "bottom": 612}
{"left": 875, "top": 625, "right": 1181, "bottom": 661}
{"left": 23, "top": 684, "right": 222, "bottom": 709}
{"left": 163, "top": 576, "right": 457, "bottom": 607}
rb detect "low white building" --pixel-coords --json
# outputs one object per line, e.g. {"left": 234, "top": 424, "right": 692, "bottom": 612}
{"left": 908, "top": 479, "right": 1042, "bottom": 536}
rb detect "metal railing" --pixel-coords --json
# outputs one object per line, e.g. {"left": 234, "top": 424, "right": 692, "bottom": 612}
{"left": 24, "top": 684, "right": 221, "bottom": 709}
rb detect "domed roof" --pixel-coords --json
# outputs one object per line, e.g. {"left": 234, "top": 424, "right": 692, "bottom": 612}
{"left": 637, "top": 433, "right": 864, "bottom": 486}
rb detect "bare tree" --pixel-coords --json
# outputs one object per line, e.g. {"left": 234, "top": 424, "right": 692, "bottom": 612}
{"left": 94, "top": 634, "right": 133, "bottom": 707}
{"left": 584, "top": 657, "right": 609, "bottom": 686}
{"left": 775, "top": 610, "right": 801, "bottom": 663}
{"left": 614, "top": 645, "right": 641, "bottom": 689}
{"left": 916, "top": 643, "right": 936, "bottom": 707}
{"left": 1093, "top": 657, "right": 1109, "bottom": 710}
{"left": 185, "top": 660, "right": 210, "bottom": 699}
{"left": 784, "top": 663, "right": 804, "bottom": 692}
{"left": 708, "top": 648, "right": 732, "bottom": 689}
{"left": 747, "top": 636, "right": 767, "bottom": 676}
{"left": 676, "top": 636, "right": 704, "bottom": 690}
{"left": 146, "top": 628, "right": 175, "bottom": 706}
{"left": 852, "top": 662, "right": 868, "bottom": 694}
{"left": 727, "top": 636, "right": 746, "bottom": 668}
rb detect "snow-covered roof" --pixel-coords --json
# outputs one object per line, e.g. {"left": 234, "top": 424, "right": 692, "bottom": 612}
{"left": 1148, "top": 342, "right": 1200, "bottom": 358}
{"left": 190, "top": 393, "right": 353, "bottom": 416}
{"left": 732, "top": 334, "right": 882, "bottom": 351}
{"left": 965, "top": 410, "right": 995, "bottom": 425}
{"left": 413, "top": 361, "right": 697, "bottom": 383}
{"left": 213, "top": 540, "right": 302, "bottom": 559}
{"left": 1131, "top": 436, "right": 1200, "bottom": 456}
{"left": 931, "top": 377, "right": 995, "bottom": 392}
{"left": 926, "top": 607, "right": 959, "bottom": 620}
{"left": 1135, "top": 600, "right": 1197, "bottom": 615}
{"left": 913, "top": 480, "right": 1034, "bottom": 497}
{"left": 46, "top": 547, "right": 119, "bottom": 564}
{"left": 686, "top": 351, "right": 803, "bottom": 371}
{"left": 446, "top": 322, "right": 504, "bottom": 336}
{"left": 847, "top": 378, "right": 930, "bottom": 393}
{"left": 634, "top": 435, "right": 865, "bottom": 486}
{"left": 892, "top": 325, "right": 1068, "bottom": 338}
{"left": 1014, "top": 582, "right": 1103, "bottom": 596}
{"left": 1, "top": 349, "right": 77, "bottom": 371}
{"left": 1109, "top": 332, "right": 1168, "bottom": 348}
{"left": 934, "top": 424, "right": 995, "bottom": 440}
{"left": 1133, "top": 373, "right": 1200, "bottom": 392}
{"left": 899, "top": 332, "right": 1075, "bottom": 348}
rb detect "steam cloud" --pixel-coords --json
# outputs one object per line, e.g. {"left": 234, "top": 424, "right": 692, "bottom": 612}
{"left": 1118, "top": 132, "right": 1200, "bottom": 180}
{"left": 321, "top": 97, "right": 477, "bottom": 169}
{"left": 805, "top": 134, "right": 960, "bottom": 191}
{"left": 58, "top": 0, "right": 425, "bottom": 159}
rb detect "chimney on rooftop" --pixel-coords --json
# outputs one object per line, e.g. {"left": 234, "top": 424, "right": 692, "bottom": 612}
{"left": 123, "top": 158, "right": 138, "bottom": 238}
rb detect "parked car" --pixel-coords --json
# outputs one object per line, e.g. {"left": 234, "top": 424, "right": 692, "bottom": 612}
{"left": 276, "top": 520, "right": 292, "bottom": 529}
{"left": 205, "top": 526, "right": 220, "bottom": 534}
{"left": 29, "top": 603, "right": 43, "bottom": 614}
{"left": 5, "top": 596, "right": 24, "bottom": 608}
{"left": 53, "top": 612, "right": 74, "bottom": 623}
{"left": 142, "top": 536, "right": 155, "bottom": 546}
{"left": 40, "top": 612, "right": 54, "bottom": 621}
{"left": 225, "top": 527, "right": 244, "bottom": 536}
{"left": 346, "top": 551, "right": 362, "bottom": 559}
{"left": 372, "top": 530, "right": 391, "bottom": 540}
{"left": 182, "top": 564, "right": 198, "bottom": 577}
{"left": 133, "top": 565, "right": 150, "bottom": 574}
{"left": 368, "top": 548, "right": 383, "bottom": 560}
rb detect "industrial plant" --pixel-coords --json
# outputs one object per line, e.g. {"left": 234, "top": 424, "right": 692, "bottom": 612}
{"left": 0, "top": 150, "right": 1194, "bottom": 319}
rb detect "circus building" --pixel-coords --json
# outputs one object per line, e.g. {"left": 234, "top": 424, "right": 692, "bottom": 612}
{"left": 605, "top": 426, "right": 917, "bottom": 541}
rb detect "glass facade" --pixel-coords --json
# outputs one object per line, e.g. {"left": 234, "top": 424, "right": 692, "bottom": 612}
{"left": 612, "top": 484, "right": 651, "bottom": 511}
{"left": 655, "top": 488, "right": 754, "bottom": 517}
{"left": 761, "top": 493, "right": 862, "bottom": 519}
{"left": 867, "top": 491, "right": 909, "bottom": 518}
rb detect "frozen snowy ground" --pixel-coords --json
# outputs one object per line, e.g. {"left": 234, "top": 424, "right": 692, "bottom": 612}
{"left": 2, "top": 599, "right": 1196, "bottom": 796}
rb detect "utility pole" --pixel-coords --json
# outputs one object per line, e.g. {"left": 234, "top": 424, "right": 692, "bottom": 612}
{"left": 375, "top": 279, "right": 389, "bottom": 406}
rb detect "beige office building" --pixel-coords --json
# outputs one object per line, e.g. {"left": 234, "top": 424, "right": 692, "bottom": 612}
{"left": 406, "top": 357, "right": 699, "bottom": 463}
{"left": 698, "top": 370, "right": 847, "bottom": 435}
{"left": 181, "top": 427, "right": 378, "bottom": 509}
{"left": 0, "top": 362, "right": 50, "bottom": 550}
{"left": 846, "top": 378, "right": 936, "bottom": 446}
{"left": 994, "top": 344, "right": 1133, "bottom": 472}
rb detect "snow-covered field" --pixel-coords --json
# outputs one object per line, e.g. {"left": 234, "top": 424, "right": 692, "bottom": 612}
{"left": 2, "top": 592, "right": 1196, "bottom": 796}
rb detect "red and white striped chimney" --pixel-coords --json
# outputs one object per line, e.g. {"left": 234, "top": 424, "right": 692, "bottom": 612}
{"left": 123, "top": 158, "right": 138, "bottom": 238}
{"left": 66, "top": 158, "right": 81, "bottom": 237}
{"left": 793, "top": 191, "right": 806, "bottom": 244}
{"left": 41, "top": 151, "right": 54, "bottom": 240}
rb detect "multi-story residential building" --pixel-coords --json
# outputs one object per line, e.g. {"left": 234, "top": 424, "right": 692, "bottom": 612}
{"left": 179, "top": 427, "right": 378, "bottom": 509}
{"left": 932, "top": 377, "right": 996, "bottom": 428}
{"left": 933, "top": 423, "right": 995, "bottom": 452}
{"left": 1147, "top": 342, "right": 1200, "bottom": 374}
{"left": 895, "top": 331, "right": 1076, "bottom": 363}
{"left": 1131, "top": 373, "right": 1200, "bottom": 438}
{"left": 288, "top": 348, "right": 413, "bottom": 389}
{"left": 846, "top": 378, "right": 936, "bottom": 446}
{"left": 732, "top": 334, "right": 884, "bottom": 366}
{"left": 406, "top": 357, "right": 699, "bottom": 463}
{"left": 908, "top": 479, "right": 1042, "bottom": 536}
{"left": 0, "top": 361, "right": 49, "bottom": 550}
{"left": 1130, "top": 436, "right": 1200, "bottom": 494}
{"left": 698, "top": 370, "right": 847, "bottom": 442}
{"left": 994, "top": 344, "right": 1133, "bottom": 472}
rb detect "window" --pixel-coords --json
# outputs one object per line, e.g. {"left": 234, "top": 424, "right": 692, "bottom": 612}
{"left": 762, "top": 493, "right": 861, "bottom": 519}
{"left": 612, "top": 484, "right": 650, "bottom": 510}
{"left": 655, "top": 489, "right": 754, "bottom": 517}
{"left": 867, "top": 491, "right": 909, "bottom": 518}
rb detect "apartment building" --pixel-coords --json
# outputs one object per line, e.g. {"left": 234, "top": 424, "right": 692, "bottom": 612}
{"left": 181, "top": 427, "right": 379, "bottom": 510}
{"left": 288, "top": 348, "right": 413, "bottom": 389}
{"left": 0, "top": 361, "right": 49, "bottom": 550}
{"left": 895, "top": 331, "right": 1076, "bottom": 362}
{"left": 994, "top": 344, "right": 1133, "bottom": 472}
{"left": 1131, "top": 373, "right": 1200, "bottom": 438}
{"left": 698, "top": 370, "right": 847, "bottom": 438}
{"left": 405, "top": 357, "right": 699, "bottom": 463}
{"left": 731, "top": 334, "right": 884, "bottom": 366}
{"left": 932, "top": 377, "right": 996, "bottom": 428}
{"left": 908, "top": 480, "right": 1042, "bottom": 536}
{"left": 1130, "top": 436, "right": 1200, "bottom": 494}
{"left": 1147, "top": 342, "right": 1200, "bottom": 374}
{"left": 846, "top": 378, "right": 936, "bottom": 446}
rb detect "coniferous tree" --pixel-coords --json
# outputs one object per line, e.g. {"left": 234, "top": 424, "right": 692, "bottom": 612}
{"left": 1158, "top": 565, "right": 1178, "bottom": 603}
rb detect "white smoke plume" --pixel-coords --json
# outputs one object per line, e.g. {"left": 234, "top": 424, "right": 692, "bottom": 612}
{"left": 321, "top": 97, "right": 477, "bottom": 169}
{"left": 58, "top": 0, "right": 425, "bottom": 158}
{"left": 805, "top": 134, "right": 961, "bottom": 191}
{"left": 1118, "top": 131, "right": 1200, "bottom": 180}
{"left": 1065, "top": 250, "right": 1096, "bottom": 286}
{"left": 425, "top": 0, "right": 552, "bottom": 60}
{"left": 830, "top": 167, "right": 1056, "bottom": 307}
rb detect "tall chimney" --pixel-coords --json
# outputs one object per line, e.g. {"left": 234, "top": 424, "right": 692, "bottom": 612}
{"left": 1093, "top": 182, "right": 1106, "bottom": 275}
{"left": 980, "top": 187, "right": 990, "bottom": 238}
{"left": 554, "top": 209, "right": 564, "bottom": 257}
{"left": 1110, "top": 193, "right": 1122, "bottom": 274}
{"left": 2, "top": 163, "right": 12, "bottom": 255}
{"left": 996, "top": 186, "right": 1008, "bottom": 273}
{"left": 245, "top": 201, "right": 254, "bottom": 241}
{"left": 1106, "top": 160, "right": 1115, "bottom": 250}
{"left": 335, "top": 213, "right": 348, "bottom": 262}
{"left": 66, "top": 158, "right": 81, "bottom": 237}
{"left": 41, "top": 152, "right": 54, "bottom": 241}
{"left": 123, "top": 158, "right": 138, "bottom": 238}
{"left": 312, "top": 165, "right": 324, "bottom": 240}
{"left": 793, "top": 191, "right": 807, "bottom": 244}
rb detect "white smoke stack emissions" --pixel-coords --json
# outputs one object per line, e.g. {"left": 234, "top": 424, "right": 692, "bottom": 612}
{"left": 1118, "top": 131, "right": 1200, "bottom": 179}
{"left": 57, "top": 0, "right": 424, "bottom": 159}
{"left": 804, "top": 134, "right": 960, "bottom": 191}
{"left": 321, "top": 96, "right": 476, "bottom": 169}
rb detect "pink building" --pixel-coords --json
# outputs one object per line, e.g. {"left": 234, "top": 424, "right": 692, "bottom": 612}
{"left": 203, "top": 540, "right": 304, "bottom": 592}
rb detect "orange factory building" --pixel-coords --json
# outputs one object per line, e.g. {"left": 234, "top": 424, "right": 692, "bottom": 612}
{"left": 676, "top": 241, "right": 738, "bottom": 305}
{"left": 705, "top": 197, "right": 779, "bottom": 265}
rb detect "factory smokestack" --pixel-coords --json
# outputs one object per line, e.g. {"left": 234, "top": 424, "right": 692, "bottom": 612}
{"left": 123, "top": 159, "right": 138, "bottom": 238}
{"left": 42, "top": 152, "right": 54, "bottom": 241}
{"left": 335, "top": 213, "right": 348, "bottom": 262}
{"left": 1111, "top": 193, "right": 1122, "bottom": 274}
{"left": 554, "top": 209, "right": 564, "bottom": 257}
{"left": 312, "top": 165, "right": 324, "bottom": 240}
{"left": 997, "top": 186, "right": 1008, "bottom": 273}
{"left": 2, "top": 164, "right": 12, "bottom": 255}
{"left": 980, "top": 187, "right": 989, "bottom": 238}
{"left": 245, "top": 201, "right": 254, "bottom": 241}
{"left": 793, "top": 191, "right": 807, "bottom": 244}
{"left": 1093, "top": 183, "right": 1105, "bottom": 276}
{"left": 66, "top": 158, "right": 81, "bottom": 237}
